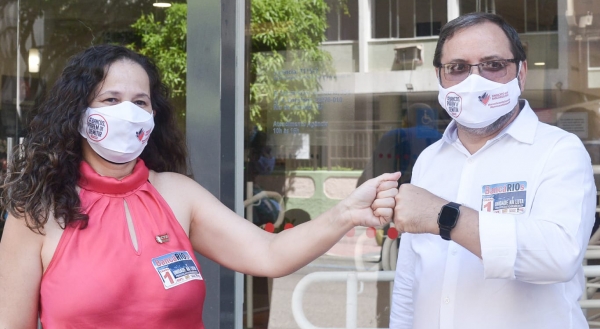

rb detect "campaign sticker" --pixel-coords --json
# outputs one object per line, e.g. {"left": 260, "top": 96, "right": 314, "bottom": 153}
{"left": 152, "top": 251, "right": 203, "bottom": 290}
{"left": 481, "top": 181, "right": 527, "bottom": 214}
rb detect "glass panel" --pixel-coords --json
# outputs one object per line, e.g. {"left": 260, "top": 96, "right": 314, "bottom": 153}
{"left": 243, "top": 0, "right": 600, "bottom": 328}
{"left": 374, "top": 0, "right": 446, "bottom": 39}
{"left": 496, "top": 1, "right": 525, "bottom": 33}
{"left": 340, "top": 0, "right": 359, "bottom": 41}
{"left": 459, "top": 0, "right": 477, "bottom": 15}
{"left": 415, "top": 0, "right": 446, "bottom": 36}
{"left": 0, "top": 2, "right": 20, "bottom": 241}
{"left": 325, "top": 0, "right": 340, "bottom": 41}
{"left": 0, "top": 0, "right": 187, "bottom": 233}
{"left": 415, "top": 0, "right": 432, "bottom": 37}
{"left": 430, "top": 0, "right": 447, "bottom": 36}
{"left": 590, "top": 40, "right": 600, "bottom": 68}
{"left": 398, "top": 0, "right": 415, "bottom": 38}
{"left": 325, "top": 0, "right": 358, "bottom": 41}
{"left": 245, "top": 0, "right": 446, "bottom": 327}
{"left": 373, "top": 0, "right": 391, "bottom": 38}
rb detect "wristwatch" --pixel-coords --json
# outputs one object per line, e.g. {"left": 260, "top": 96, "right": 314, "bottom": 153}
{"left": 437, "top": 202, "right": 461, "bottom": 241}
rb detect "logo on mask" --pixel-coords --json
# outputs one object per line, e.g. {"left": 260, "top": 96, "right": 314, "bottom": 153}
{"left": 86, "top": 114, "right": 108, "bottom": 141}
{"left": 136, "top": 128, "right": 144, "bottom": 141}
{"left": 444, "top": 92, "right": 462, "bottom": 118}
{"left": 478, "top": 92, "right": 490, "bottom": 105}
{"left": 135, "top": 128, "right": 152, "bottom": 143}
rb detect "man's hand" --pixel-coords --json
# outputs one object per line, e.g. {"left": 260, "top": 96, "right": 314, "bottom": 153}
{"left": 394, "top": 184, "right": 447, "bottom": 235}
{"left": 341, "top": 172, "right": 401, "bottom": 228}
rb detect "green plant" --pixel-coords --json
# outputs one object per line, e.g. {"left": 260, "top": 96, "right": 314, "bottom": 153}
{"left": 249, "top": 0, "right": 335, "bottom": 130}
{"left": 129, "top": 1, "right": 337, "bottom": 130}
{"left": 129, "top": 4, "right": 187, "bottom": 97}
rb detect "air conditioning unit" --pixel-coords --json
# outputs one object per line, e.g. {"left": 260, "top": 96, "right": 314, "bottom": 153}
{"left": 393, "top": 44, "right": 423, "bottom": 70}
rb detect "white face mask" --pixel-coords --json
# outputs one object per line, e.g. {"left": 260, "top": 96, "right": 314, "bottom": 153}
{"left": 80, "top": 101, "right": 155, "bottom": 164}
{"left": 438, "top": 66, "right": 522, "bottom": 129}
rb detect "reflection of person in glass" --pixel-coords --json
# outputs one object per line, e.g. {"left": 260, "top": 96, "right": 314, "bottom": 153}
{"left": 359, "top": 103, "right": 443, "bottom": 327}
{"left": 357, "top": 103, "right": 442, "bottom": 187}
{"left": 0, "top": 45, "right": 401, "bottom": 328}
{"left": 558, "top": 107, "right": 600, "bottom": 162}
{"left": 245, "top": 127, "right": 281, "bottom": 226}
{"left": 559, "top": 107, "right": 600, "bottom": 235}
{"left": 390, "top": 13, "right": 596, "bottom": 328}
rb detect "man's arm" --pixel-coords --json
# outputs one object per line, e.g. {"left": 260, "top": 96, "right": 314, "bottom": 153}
{"left": 481, "top": 135, "right": 595, "bottom": 282}
{"left": 394, "top": 134, "right": 596, "bottom": 283}
{"left": 393, "top": 185, "right": 482, "bottom": 257}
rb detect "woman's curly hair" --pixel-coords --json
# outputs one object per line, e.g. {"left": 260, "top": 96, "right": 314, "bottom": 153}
{"left": 1, "top": 44, "right": 188, "bottom": 233}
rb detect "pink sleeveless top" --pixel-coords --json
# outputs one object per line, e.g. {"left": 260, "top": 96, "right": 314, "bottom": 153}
{"left": 40, "top": 160, "right": 205, "bottom": 328}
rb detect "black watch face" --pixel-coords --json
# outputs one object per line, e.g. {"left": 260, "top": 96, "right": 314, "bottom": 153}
{"left": 439, "top": 206, "right": 460, "bottom": 226}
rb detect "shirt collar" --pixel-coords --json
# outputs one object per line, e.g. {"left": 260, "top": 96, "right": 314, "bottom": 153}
{"left": 441, "top": 99, "right": 538, "bottom": 145}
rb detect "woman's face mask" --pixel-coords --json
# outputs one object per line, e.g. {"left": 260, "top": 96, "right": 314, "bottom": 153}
{"left": 79, "top": 101, "right": 155, "bottom": 164}
{"left": 437, "top": 62, "right": 522, "bottom": 129}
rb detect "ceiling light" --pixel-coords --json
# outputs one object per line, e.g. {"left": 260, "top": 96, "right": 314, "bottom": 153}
{"left": 534, "top": 62, "right": 545, "bottom": 66}
{"left": 28, "top": 48, "right": 40, "bottom": 73}
{"left": 153, "top": 2, "right": 171, "bottom": 7}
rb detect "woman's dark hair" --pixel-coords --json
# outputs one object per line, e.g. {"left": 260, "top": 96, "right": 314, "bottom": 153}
{"left": 1, "top": 44, "right": 188, "bottom": 233}
{"left": 433, "top": 12, "right": 527, "bottom": 68}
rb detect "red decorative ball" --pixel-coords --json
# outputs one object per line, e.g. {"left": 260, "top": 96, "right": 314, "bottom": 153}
{"left": 264, "top": 222, "right": 275, "bottom": 233}
{"left": 387, "top": 227, "right": 399, "bottom": 240}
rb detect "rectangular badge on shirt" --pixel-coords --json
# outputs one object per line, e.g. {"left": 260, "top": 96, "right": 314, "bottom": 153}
{"left": 152, "top": 251, "right": 203, "bottom": 290}
{"left": 481, "top": 181, "right": 527, "bottom": 214}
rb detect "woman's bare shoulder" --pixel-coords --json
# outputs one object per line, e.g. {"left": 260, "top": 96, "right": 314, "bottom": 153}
{"left": 148, "top": 170, "right": 201, "bottom": 193}
{"left": 146, "top": 171, "right": 216, "bottom": 232}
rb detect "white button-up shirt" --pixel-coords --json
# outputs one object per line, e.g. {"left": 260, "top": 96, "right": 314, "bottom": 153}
{"left": 390, "top": 100, "right": 597, "bottom": 329}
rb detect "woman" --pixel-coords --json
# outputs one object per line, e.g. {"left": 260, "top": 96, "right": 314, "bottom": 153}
{"left": 0, "top": 45, "right": 400, "bottom": 328}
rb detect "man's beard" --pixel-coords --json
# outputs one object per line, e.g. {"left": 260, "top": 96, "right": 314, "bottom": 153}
{"left": 456, "top": 104, "right": 519, "bottom": 137}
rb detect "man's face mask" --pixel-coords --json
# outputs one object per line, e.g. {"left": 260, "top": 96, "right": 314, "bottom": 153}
{"left": 437, "top": 61, "right": 522, "bottom": 129}
{"left": 80, "top": 101, "right": 155, "bottom": 164}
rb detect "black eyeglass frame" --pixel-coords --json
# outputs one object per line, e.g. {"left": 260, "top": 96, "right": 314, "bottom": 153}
{"left": 437, "top": 58, "right": 519, "bottom": 83}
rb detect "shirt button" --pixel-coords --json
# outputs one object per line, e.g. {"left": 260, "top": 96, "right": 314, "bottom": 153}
{"left": 467, "top": 158, "right": 473, "bottom": 164}
{"left": 451, "top": 249, "right": 457, "bottom": 255}
{"left": 444, "top": 297, "right": 450, "bottom": 304}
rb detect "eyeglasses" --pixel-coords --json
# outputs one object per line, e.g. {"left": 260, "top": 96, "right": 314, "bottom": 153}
{"left": 439, "top": 59, "right": 518, "bottom": 82}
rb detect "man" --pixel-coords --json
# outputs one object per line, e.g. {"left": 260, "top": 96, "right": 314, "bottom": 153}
{"left": 390, "top": 12, "right": 596, "bottom": 329}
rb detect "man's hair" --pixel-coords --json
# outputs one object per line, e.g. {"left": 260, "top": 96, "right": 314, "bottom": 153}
{"left": 1, "top": 44, "right": 188, "bottom": 233}
{"left": 433, "top": 12, "right": 527, "bottom": 68}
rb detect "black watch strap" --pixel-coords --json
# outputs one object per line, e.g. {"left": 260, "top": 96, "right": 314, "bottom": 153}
{"left": 439, "top": 226, "right": 452, "bottom": 241}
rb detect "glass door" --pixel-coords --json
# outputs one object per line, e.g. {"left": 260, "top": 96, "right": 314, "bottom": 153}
{"left": 241, "top": 0, "right": 600, "bottom": 328}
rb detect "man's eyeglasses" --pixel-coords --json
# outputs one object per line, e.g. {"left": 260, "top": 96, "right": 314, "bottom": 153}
{"left": 439, "top": 59, "right": 518, "bottom": 82}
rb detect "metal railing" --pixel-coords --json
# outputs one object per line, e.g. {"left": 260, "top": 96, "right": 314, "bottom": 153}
{"left": 292, "top": 271, "right": 396, "bottom": 329}
{"left": 290, "top": 246, "right": 600, "bottom": 329}
{"left": 244, "top": 181, "right": 285, "bottom": 328}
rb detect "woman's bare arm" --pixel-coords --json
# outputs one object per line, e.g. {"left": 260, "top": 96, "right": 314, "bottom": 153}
{"left": 0, "top": 214, "right": 44, "bottom": 329}
{"left": 154, "top": 172, "right": 399, "bottom": 278}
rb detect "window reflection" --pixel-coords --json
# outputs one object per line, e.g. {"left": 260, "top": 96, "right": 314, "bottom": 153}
{"left": 245, "top": 0, "right": 600, "bottom": 328}
{"left": 460, "top": 0, "right": 558, "bottom": 32}
{"left": 3, "top": 0, "right": 600, "bottom": 327}
{"left": 325, "top": 0, "right": 358, "bottom": 41}
{"left": 0, "top": 0, "right": 187, "bottom": 235}
{"left": 374, "top": 0, "right": 447, "bottom": 38}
